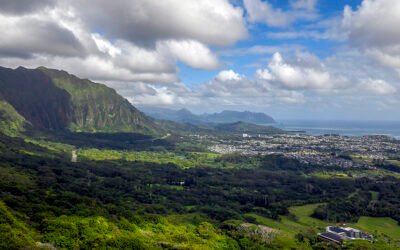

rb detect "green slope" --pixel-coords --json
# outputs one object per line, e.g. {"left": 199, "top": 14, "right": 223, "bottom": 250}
{"left": 38, "top": 67, "right": 159, "bottom": 134}
{"left": 213, "top": 121, "right": 284, "bottom": 135}
{"left": 0, "top": 66, "right": 160, "bottom": 135}
{"left": 0, "top": 96, "right": 28, "bottom": 136}
{"left": 0, "top": 201, "right": 38, "bottom": 249}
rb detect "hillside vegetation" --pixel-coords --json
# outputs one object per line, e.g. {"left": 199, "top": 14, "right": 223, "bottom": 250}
{"left": 0, "top": 98, "right": 28, "bottom": 136}
{"left": 0, "top": 66, "right": 159, "bottom": 135}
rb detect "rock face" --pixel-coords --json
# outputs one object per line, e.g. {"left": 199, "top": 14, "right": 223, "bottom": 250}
{"left": 0, "top": 66, "right": 159, "bottom": 134}
{"left": 0, "top": 67, "right": 71, "bottom": 130}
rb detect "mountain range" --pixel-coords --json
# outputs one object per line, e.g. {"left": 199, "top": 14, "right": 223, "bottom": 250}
{"left": 0, "top": 66, "right": 158, "bottom": 135}
{"left": 138, "top": 106, "right": 275, "bottom": 125}
{"left": 0, "top": 66, "right": 282, "bottom": 137}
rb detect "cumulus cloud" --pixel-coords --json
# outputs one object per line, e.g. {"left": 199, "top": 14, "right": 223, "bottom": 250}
{"left": 117, "top": 82, "right": 200, "bottom": 106}
{"left": 0, "top": 0, "right": 55, "bottom": 15}
{"left": 243, "top": 0, "right": 318, "bottom": 27}
{"left": 73, "top": 0, "right": 247, "bottom": 46}
{"left": 244, "top": 0, "right": 291, "bottom": 27}
{"left": 216, "top": 70, "right": 243, "bottom": 81}
{"left": 91, "top": 51, "right": 398, "bottom": 112}
{"left": 0, "top": 14, "right": 85, "bottom": 58}
{"left": 343, "top": 0, "right": 400, "bottom": 73}
{"left": 157, "top": 40, "right": 219, "bottom": 70}
{"left": 267, "top": 52, "right": 332, "bottom": 89}
{"left": 199, "top": 69, "right": 306, "bottom": 105}
{"left": 120, "top": 67, "right": 307, "bottom": 108}
{"left": 0, "top": 0, "right": 398, "bottom": 116}
{"left": 0, "top": 53, "right": 178, "bottom": 84}
{"left": 91, "top": 33, "right": 121, "bottom": 58}
{"left": 361, "top": 79, "right": 397, "bottom": 95}
{"left": 0, "top": 0, "right": 246, "bottom": 84}
{"left": 256, "top": 69, "right": 274, "bottom": 81}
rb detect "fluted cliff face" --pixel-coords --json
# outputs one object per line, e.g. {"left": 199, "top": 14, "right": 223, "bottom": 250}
{"left": 0, "top": 66, "right": 159, "bottom": 134}
{"left": 0, "top": 67, "right": 72, "bottom": 130}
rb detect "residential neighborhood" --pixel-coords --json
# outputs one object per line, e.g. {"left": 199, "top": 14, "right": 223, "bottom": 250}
{"left": 207, "top": 134, "right": 400, "bottom": 169}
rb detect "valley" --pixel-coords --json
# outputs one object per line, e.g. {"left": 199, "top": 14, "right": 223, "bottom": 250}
{"left": 2, "top": 1, "right": 400, "bottom": 249}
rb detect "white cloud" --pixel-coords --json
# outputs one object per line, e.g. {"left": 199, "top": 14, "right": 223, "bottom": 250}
{"left": 243, "top": 0, "right": 318, "bottom": 27}
{"left": 0, "top": 14, "right": 85, "bottom": 58}
{"left": 199, "top": 70, "right": 306, "bottom": 105}
{"left": 244, "top": 0, "right": 291, "bottom": 27}
{"left": 113, "top": 41, "right": 175, "bottom": 75}
{"left": 343, "top": 0, "right": 400, "bottom": 73}
{"left": 216, "top": 70, "right": 243, "bottom": 81}
{"left": 157, "top": 40, "right": 219, "bottom": 70}
{"left": 0, "top": 0, "right": 245, "bottom": 84}
{"left": 0, "top": 0, "right": 399, "bottom": 116}
{"left": 362, "top": 79, "right": 397, "bottom": 95}
{"left": 255, "top": 69, "right": 274, "bottom": 81}
{"left": 122, "top": 82, "right": 199, "bottom": 106}
{"left": 290, "top": 0, "right": 317, "bottom": 11}
{"left": 73, "top": 0, "right": 247, "bottom": 46}
{"left": 91, "top": 33, "right": 121, "bottom": 58}
{"left": 267, "top": 52, "right": 332, "bottom": 89}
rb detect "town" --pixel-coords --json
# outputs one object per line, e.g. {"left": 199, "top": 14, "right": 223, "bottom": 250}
{"left": 206, "top": 133, "right": 400, "bottom": 169}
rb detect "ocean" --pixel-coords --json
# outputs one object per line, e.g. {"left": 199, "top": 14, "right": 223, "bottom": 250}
{"left": 275, "top": 120, "right": 400, "bottom": 138}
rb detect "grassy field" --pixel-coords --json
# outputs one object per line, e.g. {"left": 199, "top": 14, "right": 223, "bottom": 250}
{"left": 309, "top": 169, "right": 400, "bottom": 179}
{"left": 288, "top": 203, "right": 328, "bottom": 228}
{"left": 349, "top": 217, "right": 400, "bottom": 241}
{"left": 247, "top": 203, "right": 400, "bottom": 248}
{"left": 245, "top": 204, "right": 328, "bottom": 248}
{"left": 310, "top": 171, "right": 351, "bottom": 179}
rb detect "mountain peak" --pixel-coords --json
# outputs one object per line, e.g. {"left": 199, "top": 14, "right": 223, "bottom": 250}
{"left": 177, "top": 108, "right": 193, "bottom": 115}
{"left": 140, "top": 107, "right": 275, "bottom": 125}
{"left": 206, "top": 110, "right": 275, "bottom": 124}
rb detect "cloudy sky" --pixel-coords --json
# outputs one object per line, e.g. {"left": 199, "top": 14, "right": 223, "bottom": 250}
{"left": 0, "top": 0, "right": 399, "bottom": 120}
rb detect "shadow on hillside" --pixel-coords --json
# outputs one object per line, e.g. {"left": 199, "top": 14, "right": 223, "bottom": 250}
{"left": 35, "top": 131, "right": 175, "bottom": 150}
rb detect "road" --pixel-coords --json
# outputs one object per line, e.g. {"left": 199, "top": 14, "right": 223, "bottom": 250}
{"left": 71, "top": 150, "right": 78, "bottom": 162}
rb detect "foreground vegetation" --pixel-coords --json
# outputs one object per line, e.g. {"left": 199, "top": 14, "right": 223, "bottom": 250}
{"left": 1, "top": 132, "right": 400, "bottom": 249}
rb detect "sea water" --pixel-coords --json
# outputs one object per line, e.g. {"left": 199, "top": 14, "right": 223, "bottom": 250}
{"left": 275, "top": 120, "right": 400, "bottom": 138}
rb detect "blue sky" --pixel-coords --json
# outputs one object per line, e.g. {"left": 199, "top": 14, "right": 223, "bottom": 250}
{"left": 0, "top": 0, "right": 399, "bottom": 120}
{"left": 181, "top": 0, "right": 363, "bottom": 86}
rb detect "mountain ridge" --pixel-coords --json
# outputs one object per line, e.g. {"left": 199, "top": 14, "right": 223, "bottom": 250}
{"left": 0, "top": 66, "right": 159, "bottom": 135}
{"left": 138, "top": 106, "right": 275, "bottom": 125}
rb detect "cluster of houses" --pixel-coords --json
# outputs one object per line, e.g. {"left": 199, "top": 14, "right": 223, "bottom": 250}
{"left": 318, "top": 226, "right": 373, "bottom": 244}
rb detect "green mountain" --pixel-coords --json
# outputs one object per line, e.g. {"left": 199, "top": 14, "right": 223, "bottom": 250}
{"left": 0, "top": 66, "right": 158, "bottom": 134}
{"left": 139, "top": 106, "right": 275, "bottom": 125}
{"left": 204, "top": 110, "right": 275, "bottom": 124}
{"left": 155, "top": 119, "right": 284, "bottom": 135}
{"left": 0, "top": 95, "right": 29, "bottom": 136}
{"left": 213, "top": 121, "right": 283, "bottom": 135}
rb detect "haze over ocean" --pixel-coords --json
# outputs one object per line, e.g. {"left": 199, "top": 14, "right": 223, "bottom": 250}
{"left": 276, "top": 120, "right": 400, "bottom": 138}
